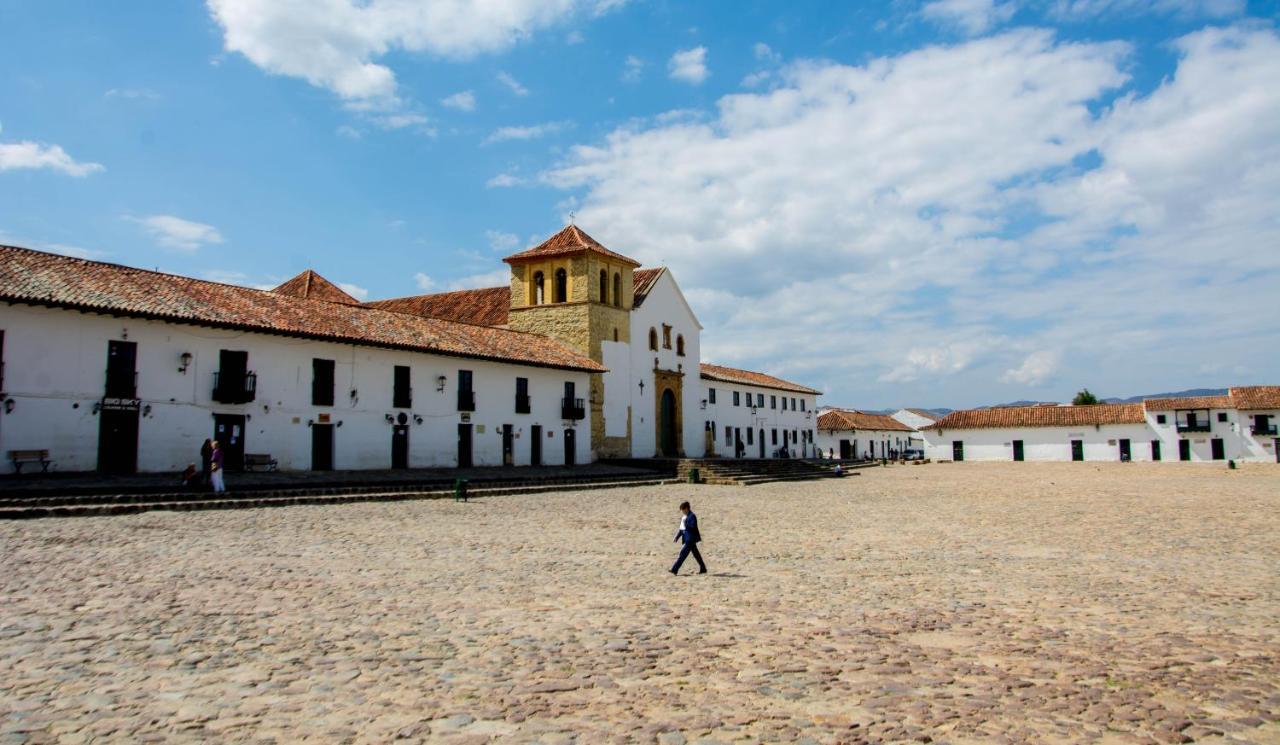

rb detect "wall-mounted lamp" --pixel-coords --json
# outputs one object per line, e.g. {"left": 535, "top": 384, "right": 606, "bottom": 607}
{"left": 3, "top": 398, "right": 14, "bottom": 414}
{"left": 92, "top": 401, "right": 101, "bottom": 415}
{"left": 413, "top": 415, "right": 423, "bottom": 425}
{"left": 385, "top": 413, "right": 394, "bottom": 423}
{"left": 306, "top": 419, "right": 314, "bottom": 427}
{"left": 350, "top": 389, "right": 358, "bottom": 399}
{"left": 142, "top": 404, "right": 152, "bottom": 417}
{"left": 178, "top": 352, "right": 193, "bottom": 374}
{"left": 263, "top": 404, "right": 270, "bottom": 414}
{"left": 436, "top": 375, "right": 447, "bottom": 392}
{"left": 336, "top": 420, "right": 343, "bottom": 428}
{"left": 700, "top": 399, "right": 707, "bottom": 410}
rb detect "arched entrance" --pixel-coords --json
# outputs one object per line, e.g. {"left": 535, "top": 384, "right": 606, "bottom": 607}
{"left": 659, "top": 389, "right": 678, "bottom": 457}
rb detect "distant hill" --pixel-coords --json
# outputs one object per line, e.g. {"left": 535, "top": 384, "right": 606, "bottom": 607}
{"left": 1102, "top": 388, "right": 1228, "bottom": 404}
{"left": 827, "top": 389, "right": 1229, "bottom": 418}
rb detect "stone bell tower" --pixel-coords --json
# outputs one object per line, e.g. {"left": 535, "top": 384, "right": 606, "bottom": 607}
{"left": 504, "top": 225, "right": 639, "bottom": 458}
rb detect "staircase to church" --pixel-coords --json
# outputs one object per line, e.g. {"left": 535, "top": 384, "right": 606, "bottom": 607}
{"left": 674, "top": 458, "right": 876, "bottom": 486}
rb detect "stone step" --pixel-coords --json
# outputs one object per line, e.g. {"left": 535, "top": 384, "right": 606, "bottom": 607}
{"left": 0, "top": 473, "right": 662, "bottom": 509}
{"left": 0, "top": 478, "right": 675, "bottom": 520}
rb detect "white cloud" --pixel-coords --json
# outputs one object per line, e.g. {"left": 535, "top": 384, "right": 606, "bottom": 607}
{"left": 921, "top": 0, "right": 1017, "bottom": 35}
{"left": 566, "top": 30, "right": 585, "bottom": 45}
{"left": 336, "top": 124, "right": 362, "bottom": 139}
{"left": 413, "top": 272, "right": 437, "bottom": 291}
{"left": 668, "top": 46, "right": 709, "bottom": 84}
{"left": 337, "top": 282, "right": 369, "bottom": 301}
{"left": 546, "top": 26, "right": 1280, "bottom": 407}
{"left": 447, "top": 268, "right": 510, "bottom": 290}
{"left": 104, "top": 88, "right": 161, "bottom": 101}
{"left": 1001, "top": 350, "right": 1062, "bottom": 385}
{"left": 484, "top": 121, "right": 571, "bottom": 144}
{"left": 0, "top": 140, "right": 104, "bottom": 177}
{"left": 496, "top": 71, "right": 530, "bottom": 96}
{"left": 485, "top": 229, "right": 520, "bottom": 252}
{"left": 622, "top": 55, "right": 644, "bottom": 82}
{"left": 371, "top": 112, "right": 433, "bottom": 133}
{"left": 441, "top": 90, "right": 476, "bottom": 111}
{"left": 486, "top": 172, "right": 524, "bottom": 188}
{"left": 128, "top": 215, "right": 224, "bottom": 253}
{"left": 1050, "top": 0, "right": 1244, "bottom": 19}
{"left": 205, "top": 0, "right": 621, "bottom": 108}
{"left": 753, "top": 42, "right": 780, "bottom": 63}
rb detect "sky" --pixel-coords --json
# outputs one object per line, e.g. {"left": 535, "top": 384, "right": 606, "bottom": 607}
{"left": 1, "top": 0, "right": 1278, "bottom": 410}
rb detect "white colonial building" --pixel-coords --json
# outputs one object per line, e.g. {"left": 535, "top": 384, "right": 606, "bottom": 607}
{"left": 921, "top": 389, "right": 1280, "bottom": 463}
{"left": 0, "top": 226, "right": 822, "bottom": 474}
{"left": 815, "top": 409, "right": 916, "bottom": 460}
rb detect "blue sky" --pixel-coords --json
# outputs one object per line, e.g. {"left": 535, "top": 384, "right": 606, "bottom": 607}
{"left": 2, "top": 0, "right": 1278, "bottom": 408}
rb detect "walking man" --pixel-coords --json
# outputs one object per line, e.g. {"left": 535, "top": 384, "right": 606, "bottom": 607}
{"left": 210, "top": 440, "right": 227, "bottom": 494}
{"left": 670, "top": 501, "right": 707, "bottom": 575}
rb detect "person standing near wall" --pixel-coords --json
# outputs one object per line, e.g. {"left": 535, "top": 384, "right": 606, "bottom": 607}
{"left": 200, "top": 439, "right": 213, "bottom": 488}
{"left": 210, "top": 440, "right": 226, "bottom": 494}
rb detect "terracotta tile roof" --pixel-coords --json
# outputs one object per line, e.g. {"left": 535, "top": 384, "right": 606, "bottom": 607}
{"left": 503, "top": 225, "right": 641, "bottom": 267}
{"left": 1142, "top": 395, "right": 1233, "bottom": 411}
{"left": 926, "top": 403, "right": 1146, "bottom": 430}
{"left": 818, "top": 409, "right": 914, "bottom": 432}
{"left": 0, "top": 245, "right": 604, "bottom": 373}
{"left": 1229, "top": 386, "right": 1280, "bottom": 410}
{"left": 365, "top": 286, "right": 510, "bottom": 327}
{"left": 632, "top": 268, "right": 664, "bottom": 308}
{"left": 700, "top": 363, "right": 821, "bottom": 395}
{"left": 272, "top": 270, "right": 360, "bottom": 305}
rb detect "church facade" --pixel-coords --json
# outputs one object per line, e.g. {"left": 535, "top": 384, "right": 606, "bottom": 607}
{"left": 0, "top": 226, "right": 821, "bottom": 473}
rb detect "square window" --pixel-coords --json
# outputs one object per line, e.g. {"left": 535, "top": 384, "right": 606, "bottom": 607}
{"left": 1217, "top": 412, "right": 1228, "bottom": 422}
{"left": 1156, "top": 414, "right": 1166, "bottom": 424}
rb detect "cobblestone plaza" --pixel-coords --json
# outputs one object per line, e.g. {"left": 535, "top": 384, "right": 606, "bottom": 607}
{"left": 2, "top": 463, "right": 1278, "bottom": 743}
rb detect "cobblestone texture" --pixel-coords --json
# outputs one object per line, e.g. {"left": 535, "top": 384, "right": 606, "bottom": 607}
{"left": 1, "top": 462, "right": 1278, "bottom": 743}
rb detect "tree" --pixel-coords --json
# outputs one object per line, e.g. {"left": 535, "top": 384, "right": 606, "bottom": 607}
{"left": 1073, "top": 388, "right": 1099, "bottom": 406}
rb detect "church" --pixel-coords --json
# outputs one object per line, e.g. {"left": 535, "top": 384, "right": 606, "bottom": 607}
{"left": 0, "top": 226, "right": 821, "bottom": 474}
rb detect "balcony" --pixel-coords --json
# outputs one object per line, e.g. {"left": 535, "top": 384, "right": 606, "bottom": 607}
{"left": 1176, "top": 421, "right": 1211, "bottom": 433}
{"left": 561, "top": 397, "right": 585, "bottom": 420}
{"left": 213, "top": 371, "right": 257, "bottom": 404}
{"left": 515, "top": 393, "right": 531, "bottom": 414}
{"left": 1252, "top": 424, "right": 1278, "bottom": 437}
{"left": 457, "top": 389, "right": 475, "bottom": 412}
{"left": 104, "top": 370, "right": 138, "bottom": 399}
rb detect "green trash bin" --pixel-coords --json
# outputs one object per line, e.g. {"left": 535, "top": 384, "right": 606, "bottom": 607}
{"left": 454, "top": 477, "right": 469, "bottom": 502}
{"left": 688, "top": 468, "right": 700, "bottom": 484}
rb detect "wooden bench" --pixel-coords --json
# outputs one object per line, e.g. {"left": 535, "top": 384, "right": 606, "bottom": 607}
{"left": 243, "top": 453, "right": 278, "bottom": 472}
{"left": 9, "top": 449, "right": 52, "bottom": 474}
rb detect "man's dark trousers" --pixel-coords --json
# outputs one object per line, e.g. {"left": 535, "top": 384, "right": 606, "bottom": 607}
{"left": 672, "top": 539, "right": 706, "bottom": 574}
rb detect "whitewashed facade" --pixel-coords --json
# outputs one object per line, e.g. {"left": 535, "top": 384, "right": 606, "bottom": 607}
{"left": 0, "top": 303, "right": 592, "bottom": 474}
{"left": 701, "top": 378, "right": 819, "bottom": 459}
{"left": 815, "top": 409, "right": 915, "bottom": 460}
{"left": 922, "top": 392, "right": 1280, "bottom": 463}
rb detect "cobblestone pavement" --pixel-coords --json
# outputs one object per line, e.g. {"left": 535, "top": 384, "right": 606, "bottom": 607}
{"left": 2, "top": 462, "right": 1278, "bottom": 744}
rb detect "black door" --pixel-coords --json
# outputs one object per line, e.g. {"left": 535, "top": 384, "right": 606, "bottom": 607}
{"left": 1071, "top": 440, "right": 1084, "bottom": 461}
{"left": 563, "top": 428, "right": 576, "bottom": 466}
{"left": 1151, "top": 440, "right": 1161, "bottom": 461}
{"left": 734, "top": 428, "right": 742, "bottom": 457}
{"left": 1119, "top": 439, "right": 1131, "bottom": 462}
{"left": 105, "top": 340, "right": 137, "bottom": 398}
{"left": 502, "top": 424, "right": 514, "bottom": 466}
{"left": 311, "top": 424, "right": 334, "bottom": 471}
{"left": 1179, "top": 439, "right": 1191, "bottom": 461}
{"left": 758, "top": 429, "right": 765, "bottom": 458}
{"left": 839, "top": 439, "right": 852, "bottom": 459}
{"left": 530, "top": 425, "right": 542, "bottom": 466}
{"left": 1211, "top": 438, "right": 1225, "bottom": 460}
{"left": 1012, "top": 440, "right": 1024, "bottom": 462}
{"left": 391, "top": 425, "right": 409, "bottom": 469}
{"left": 457, "top": 423, "right": 473, "bottom": 468}
{"left": 97, "top": 407, "right": 139, "bottom": 474}
{"left": 952, "top": 441, "right": 964, "bottom": 461}
{"left": 213, "top": 414, "right": 245, "bottom": 471}
{"left": 659, "top": 389, "right": 678, "bottom": 457}
{"left": 1275, "top": 438, "right": 1279, "bottom": 463}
